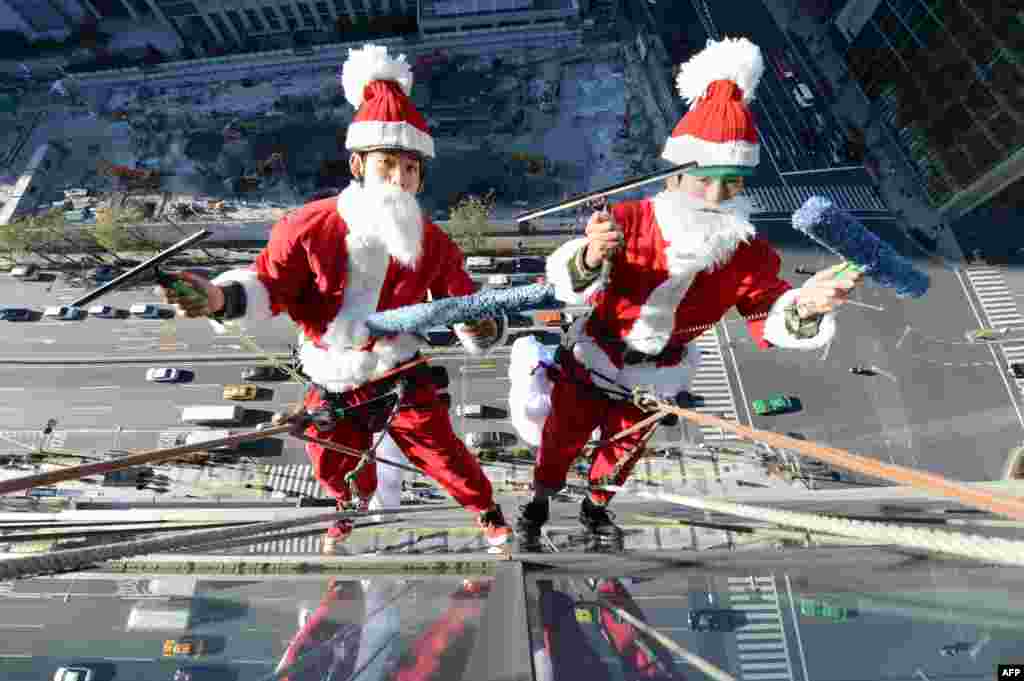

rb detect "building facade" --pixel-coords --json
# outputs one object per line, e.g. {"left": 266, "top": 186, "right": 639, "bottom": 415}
{"left": 829, "top": 0, "right": 1023, "bottom": 219}
{"left": 0, "top": 0, "right": 93, "bottom": 39}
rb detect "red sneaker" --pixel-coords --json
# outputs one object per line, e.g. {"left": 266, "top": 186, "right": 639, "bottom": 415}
{"left": 477, "top": 505, "right": 512, "bottom": 547}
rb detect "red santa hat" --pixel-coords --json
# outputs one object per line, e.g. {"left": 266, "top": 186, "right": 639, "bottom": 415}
{"left": 341, "top": 44, "right": 434, "bottom": 159}
{"left": 662, "top": 37, "right": 765, "bottom": 176}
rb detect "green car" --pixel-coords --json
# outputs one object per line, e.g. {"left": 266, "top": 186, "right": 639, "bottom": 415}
{"left": 752, "top": 393, "right": 794, "bottom": 416}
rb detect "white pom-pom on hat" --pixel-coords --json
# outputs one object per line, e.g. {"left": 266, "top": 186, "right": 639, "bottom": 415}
{"left": 674, "top": 36, "right": 765, "bottom": 107}
{"left": 341, "top": 43, "right": 414, "bottom": 109}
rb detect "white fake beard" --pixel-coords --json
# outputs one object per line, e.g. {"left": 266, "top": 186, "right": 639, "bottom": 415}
{"left": 652, "top": 190, "right": 757, "bottom": 270}
{"left": 349, "top": 177, "right": 424, "bottom": 269}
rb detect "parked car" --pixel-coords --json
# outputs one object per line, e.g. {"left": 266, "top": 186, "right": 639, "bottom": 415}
{"left": 130, "top": 303, "right": 166, "bottom": 318}
{"left": 456, "top": 404, "right": 484, "bottom": 418}
{"left": 688, "top": 609, "right": 743, "bottom": 632}
{"left": 10, "top": 263, "right": 39, "bottom": 280}
{"left": 849, "top": 366, "right": 876, "bottom": 376}
{"left": 487, "top": 274, "right": 511, "bottom": 287}
{"left": 793, "top": 82, "right": 814, "bottom": 108}
{"left": 938, "top": 642, "right": 971, "bottom": 657}
{"left": 514, "top": 257, "right": 546, "bottom": 273}
{"left": 146, "top": 367, "right": 181, "bottom": 383}
{"left": 91, "top": 265, "right": 122, "bottom": 282}
{"left": 794, "top": 266, "right": 816, "bottom": 275}
{"left": 53, "top": 668, "right": 94, "bottom": 681}
{"left": 43, "top": 305, "right": 84, "bottom": 320}
{"left": 466, "top": 431, "right": 518, "bottom": 450}
{"left": 241, "top": 366, "right": 291, "bottom": 381}
{"left": 223, "top": 384, "right": 259, "bottom": 401}
{"left": 425, "top": 326, "right": 457, "bottom": 346}
{"left": 752, "top": 394, "right": 795, "bottom": 416}
{"left": 0, "top": 307, "right": 33, "bottom": 321}
{"left": 465, "top": 256, "right": 496, "bottom": 272}
{"left": 88, "top": 304, "right": 123, "bottom": 318}
{"left": 507, "top": 313, "right": 533, "bottom": 328}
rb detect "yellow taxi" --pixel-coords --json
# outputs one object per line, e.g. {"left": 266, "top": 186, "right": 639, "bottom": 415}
{"left": 222, "top": 384, "right": 259, "bottom": 401}
{"left": 163, "top": 638, "right": 207, "bottom": 657}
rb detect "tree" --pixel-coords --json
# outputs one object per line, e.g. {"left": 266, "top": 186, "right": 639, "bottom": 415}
{"left": 0, "top": 210, "right": 73, "bottom": 266}
{"left": 90, "top": 204, "right": 159, "bottom": 257}
{"left": 445, "top": 190, "right": 495, "bottom": 254}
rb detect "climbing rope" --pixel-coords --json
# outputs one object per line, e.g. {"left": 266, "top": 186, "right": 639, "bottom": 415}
{"left": 634, "top": 394, "right": 1024, "bottom": 522}
{"left": 0, "top": 504, "right": 459, "bottom": 581}
{"left": 612, "top": 487, "right": 1024, "bottom": 567}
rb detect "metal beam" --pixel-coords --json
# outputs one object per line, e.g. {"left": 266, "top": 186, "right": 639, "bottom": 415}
{"left": 461, "top": 562, "right": 533, "bottom": 681}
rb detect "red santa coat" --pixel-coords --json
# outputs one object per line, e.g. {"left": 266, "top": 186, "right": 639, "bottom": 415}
{"left": 211, "top": 187, "right": 483, "bottom": 393}
{"left": 509, "top": 194, "right": 836, "bottom": 446}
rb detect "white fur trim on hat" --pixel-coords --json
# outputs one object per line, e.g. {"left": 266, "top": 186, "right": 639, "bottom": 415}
{"left": 346, "top": 119, "right": 435, "bottom": 159}
{"left": 211, "top": 267, "right": 274, "bottom": 323}
{"left": 341, "top": 43, "right": 413, "bottom": 109}
{"left": 661, "top": 133, "right": 760, "bottom": 168}
{"left": 546, "top": 237, "right": 608, "bottom": 305}
{"left": 675, "top": 36, "right": 765, "bottom": 106}
{"left": 762, "top": 288, "right": 837, "bottom": 350}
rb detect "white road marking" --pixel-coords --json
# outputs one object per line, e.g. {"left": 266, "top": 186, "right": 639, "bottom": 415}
{"left": 80, "top": 385, "right": 119, "bottom": 390}
{"left": 105, "top": 656, "right": 154, "bottom": 662}
{"left": 70, "top": 406, "right": 113, "bottom": 412}
{"left": 0, "top": 387, "right": 25, "bottom": 391}
{"left": 0, "top": 624, "right": 44, "bottom": 629}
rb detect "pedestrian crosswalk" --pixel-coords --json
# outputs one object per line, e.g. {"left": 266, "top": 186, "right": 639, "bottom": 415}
{"left": 963, "top": 266, "right": 1024, "bottom": 390}
{"left": 116, "top": 580, "right": 146, "bottom": 597}
{"left": 746, "top": 184, "right": 886, "bottom": 214}
{"left": 727, "top": 575, "right": 795, "bottom": 681}
{"left": 691, "top": 329, "right": 740, "bottom": 443}
{"left": 262, "top": 463, "right": 327, "bottom": 500}
{"left": 0, "top": 580, "right": 15, "bottom": 594}
{"left": 245, "top": 529, "right": 324, "bottom": 555}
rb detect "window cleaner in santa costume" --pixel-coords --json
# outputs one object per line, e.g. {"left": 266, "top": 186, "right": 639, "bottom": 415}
{"left": 160, "top": 43, "right": 513, "bottom": 550}
{"left": 508, "top": 36, "right": 864, "bottom": 547}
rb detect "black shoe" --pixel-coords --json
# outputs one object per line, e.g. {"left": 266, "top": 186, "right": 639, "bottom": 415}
{"left": 579, "top": 497, "right": 623, "bottom": 539}
{"left": 515, "top": 499, "right": 550, "bottom": 549}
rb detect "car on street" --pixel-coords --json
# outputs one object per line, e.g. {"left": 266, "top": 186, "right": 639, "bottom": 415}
{"left": 794, "top": 266, "right": 816, "bottom": 275}
{"left": 53, "top": 668, "right": 94, "bottom": 681}
{"left": 178, "top": 430, "right": 235, "bottom": 453}
{"left": 223, "top": 384, "right": 259, "bottom": 401}
{"left": 10, "top": 263, "right": 40, "bottom": 280}
{"left": 938, "top": 642, "right": 971, "bottom": 656}
{"left": 91, "top": 265, "right": 122, "bottom": 282}
{"left": 146, "top": 367, "right": 181, "bottom": 383}
{"left": 966, "top": 327, "right": 1008, "bottom": 342}
{"left": 752, "top": 394, "right": 796, "bottom": 416}
{"left": 465, "top": 256, "right": 496, "bottom": 272}
{"left": 88, "top": 304, "right": 123, "bottom": 318}
{"left": 849, "top": 366, "right": 876, "bottom": 376}
{"left": 514, "top": 257, "right": 546, "bottom": 273}
{"left": 425, "top": 326, "right": 457, "bottom": 346}
{"left": 466, "top": 431, "right": 518, "bottom": 450}
{"left": 0, "top": 307, "right": 33, "bottom": 321}
{"left": 241, "top": 366, "right": 291, "bottom": 381}
{"left": 163, "top": 637, "right": 208, "bottom": 657}
{"left": 1011, "top": 363, "right": 1024, "bottom": 379}
{"left": 43, "top": 305, "right": 85, "bottom": 320}
{"left": 793, "top": 82, "right": 815, "bottom": 108}
{"left": 456, "top": 404, "right": 485, "bottom": 418}
{"left": 130, "top": 303, "right": 167, "bottom": 318}
{"left": 487, "top": 274, "right": 511, "bottom": 287}
{"left": 688, "top": 609, "right": 743, "bottom": 632}
{"left": 773, "top": 51, "right": 795, "bottom": 79}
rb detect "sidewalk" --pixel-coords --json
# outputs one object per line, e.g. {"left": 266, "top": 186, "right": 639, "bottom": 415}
{"left": 759, "top": 2, "right": 965, "bottom": 265}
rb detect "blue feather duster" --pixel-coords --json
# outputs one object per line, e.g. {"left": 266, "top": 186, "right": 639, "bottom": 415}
{"left": 793, "top": 196, "right": 930, "bottom": 299}
{"left": 366, "top": 283, "right": 562, "bottom": 336}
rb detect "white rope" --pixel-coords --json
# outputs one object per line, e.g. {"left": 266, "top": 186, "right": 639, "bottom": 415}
{"left": 607, "top": 487, "right": 1024, "bottom": 566}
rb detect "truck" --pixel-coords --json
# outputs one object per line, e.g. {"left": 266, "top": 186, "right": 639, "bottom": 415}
{"left": 180, "top": 405, "right": 245, "bottom": 426}
{"left": 179, "top": 430, "right": 236, "bottom": 453}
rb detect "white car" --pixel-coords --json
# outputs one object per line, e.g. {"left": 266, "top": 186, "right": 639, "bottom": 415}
{"left": 130, "top": 303, "right": 164, "bottom": 318}
{"left": 456, "top": 404, "right": 484, "bottom": 418}
{"left": 793, "top": 83, "right": 814, "bottom": 108}
{"left": 146, "top": 367, "right": 180, "bottom": 383}
{"left": 54, "top": 668, "right": 94, "bottom": 681}
{"left": 487, "top": 274, "right": 511, "bottom": 287}
{"left": 88, "top": 304, "right": 120, "bottom": 318}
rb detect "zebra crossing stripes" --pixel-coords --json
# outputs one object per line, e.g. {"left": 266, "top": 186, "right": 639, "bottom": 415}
{"left": 746, "top": 184, "right": 887, "bottom": 214}
{"left": 964, "top": 267, "right": 1024, "bottom": 329}
{"left": 246, "top": 531, "right": 323, "bottom": 555}
{"left": 0, "top": 580, "right": 14, "bottom": 594}
{"left": 963, "top": 266, "right": 1024, "bottom": 390}
{"left": 691, "top": 330, "right": 739, "bottom": 442}
{"left": 727, "top": 576, "right": 794, "bottom": 681}
{"left": 264, "top": 463, "right": 327, "bottom": 499}
{"left": 116, "top": 580, "right": 145, "bottom": 597}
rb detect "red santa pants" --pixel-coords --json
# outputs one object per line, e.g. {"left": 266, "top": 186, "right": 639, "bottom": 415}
{"left": 302, "top": 375, "right": 495, "bottom": 514}
{"left": 535, "top": 354, "right": 653, "bottom": 505}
